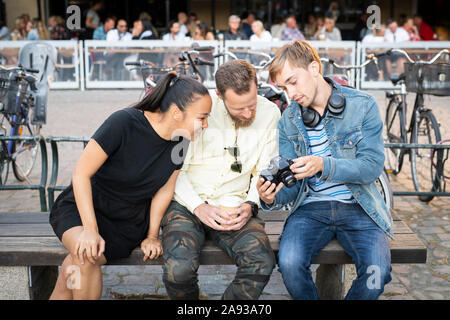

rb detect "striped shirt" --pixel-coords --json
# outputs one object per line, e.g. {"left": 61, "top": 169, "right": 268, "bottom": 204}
{"left": 301, "top": 119, "right": 356, "bottom": 206}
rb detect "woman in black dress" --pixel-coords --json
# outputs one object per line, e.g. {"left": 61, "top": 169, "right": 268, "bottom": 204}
{"left": 49, "top": 72, "right": 212, "bottom": 299}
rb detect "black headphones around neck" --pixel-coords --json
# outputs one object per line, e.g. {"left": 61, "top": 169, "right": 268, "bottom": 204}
{"left": 300, "top": 77, "right": 346, "bottom": 128}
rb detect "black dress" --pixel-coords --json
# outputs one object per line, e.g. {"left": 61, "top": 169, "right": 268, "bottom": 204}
{"left": 49, "top": 108, "right": 187, "bottom": 261}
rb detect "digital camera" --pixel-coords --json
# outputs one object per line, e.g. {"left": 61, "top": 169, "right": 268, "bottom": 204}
{"left": 260, "top": 156, "right": 297, "bottom": 188}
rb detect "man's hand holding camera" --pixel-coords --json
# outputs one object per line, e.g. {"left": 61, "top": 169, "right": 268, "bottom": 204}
{"left": 257, "top": 155, "right": 324, "bottom": 205}
{"left": 290, "top": 155, "right": 324, "bottom": 180}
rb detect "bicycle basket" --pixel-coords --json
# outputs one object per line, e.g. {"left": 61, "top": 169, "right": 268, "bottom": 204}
{"left": 2, "top": 77, "right": 22, "bottom": 115}
{"left": 404, "top": 62, "right": 450, "bottom": 96}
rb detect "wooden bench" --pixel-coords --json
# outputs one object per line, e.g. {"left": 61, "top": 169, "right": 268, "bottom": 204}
{"left": 0, "top": 210, "right": 426, "bottom": 300}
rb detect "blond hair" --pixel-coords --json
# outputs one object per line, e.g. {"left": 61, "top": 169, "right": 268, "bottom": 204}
{"left": 269, "top": 40, "right": 322, "bottom": 82}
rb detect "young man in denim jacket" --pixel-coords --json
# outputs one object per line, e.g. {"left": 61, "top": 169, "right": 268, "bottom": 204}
{"left": 257, "top": 40, "right": 393, "bottom": 300}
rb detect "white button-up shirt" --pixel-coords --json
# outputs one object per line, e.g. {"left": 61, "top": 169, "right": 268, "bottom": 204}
{"left": 174, "top": 90, "right": 281, "bottom": 212}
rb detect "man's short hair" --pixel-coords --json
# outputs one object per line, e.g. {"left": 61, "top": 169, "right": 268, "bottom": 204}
{"left": 269, "top": 40, "right": 322, "bottom": 82}
{"left": 386, "top": 18, "right": 396, "bottom": 26}
{"left": 285, "top": 14, "right": 297, "bottom": 22}
{"left": 215, "top": 59, "right": 257, "bottom": 97}
{"left": 229, "top": 15, "right": 240, "bottom": 23}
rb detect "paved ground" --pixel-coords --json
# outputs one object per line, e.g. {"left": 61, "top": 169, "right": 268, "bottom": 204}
{"left": 0, "top": 89, "right": 448, "bottom": 300}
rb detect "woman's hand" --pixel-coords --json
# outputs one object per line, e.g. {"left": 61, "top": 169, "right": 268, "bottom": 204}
{"left": 141, "top": 237, "right": 163, "bottom": 261}
{"left": 75, "top": 229, "right": 105, "bottom": 265}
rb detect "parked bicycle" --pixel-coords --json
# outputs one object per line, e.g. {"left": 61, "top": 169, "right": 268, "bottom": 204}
{"left": 378, "top": 48, "right": 449, "bottom": 202}
{"left": 0, "top": 64, "right": 41, "bottom": 184}
{"left": 125, "top": 45, "right": 215, "bottom": 96}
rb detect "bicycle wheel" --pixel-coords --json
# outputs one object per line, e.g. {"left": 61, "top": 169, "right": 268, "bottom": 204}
{"left": 12, "top": 116, "right": 41, "bottom": 182}
{"left": 376, "top": 169, "right": 394, "bottom": 210}
{"left": 410, "top": 109, "right": 443, "bottom": 202}
{"left": 385, "top": 97, "right": 407, "bottom": 175}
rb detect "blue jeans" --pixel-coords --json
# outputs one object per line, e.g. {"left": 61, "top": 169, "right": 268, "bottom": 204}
{"left": 278, "top": 201, "right": 392, "bottom": 300}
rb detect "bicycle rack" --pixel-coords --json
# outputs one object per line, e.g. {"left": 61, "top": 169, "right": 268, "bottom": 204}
{"left": 46, "top": 136, "right": 89, "bottom": 210}
{"left": 0, "top": 135, "right": 48, "bottom": 211}
{"left": 384, "top": 142, "right": 450, "bottom": 197}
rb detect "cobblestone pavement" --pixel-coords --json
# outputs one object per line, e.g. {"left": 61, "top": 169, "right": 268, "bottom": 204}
{"left": 0, "top": 89, "right": 448, "bottom": 300}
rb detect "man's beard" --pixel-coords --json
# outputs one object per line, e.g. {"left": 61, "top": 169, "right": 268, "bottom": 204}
{"left": 228, "top": 109, "right": 257, "bottom": 128}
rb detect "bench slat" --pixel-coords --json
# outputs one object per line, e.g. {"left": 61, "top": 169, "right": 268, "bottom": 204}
{"left": 0, "top": 210, "right": 402, "bottom": 224}
{"left": 0, "top": 231, "right": 426, "bottom": 266}
{"left": 0, "top": 220, "right": 413, "bottom": 237}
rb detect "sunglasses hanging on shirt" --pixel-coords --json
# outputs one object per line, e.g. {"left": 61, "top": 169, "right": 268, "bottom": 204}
{"left": 225, "top": 145, "right": 242, "bottom": 173}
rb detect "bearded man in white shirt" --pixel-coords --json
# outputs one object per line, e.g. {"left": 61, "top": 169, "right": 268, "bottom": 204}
{"left": 161, "top": 59, "right": 281, "bottom": 300}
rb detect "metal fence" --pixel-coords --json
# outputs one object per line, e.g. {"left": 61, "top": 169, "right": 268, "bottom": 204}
{"left": 0, "top": 40, "right": 81, "bottom": 90}
{"left": 359, "top": 41, "right": 450, "bottom": 90}
{"left": 0, "top": 40, "right": 448, "bottom": 90}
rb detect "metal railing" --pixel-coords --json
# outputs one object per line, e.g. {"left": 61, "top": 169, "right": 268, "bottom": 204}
{"left": 0, "top": 135, "right": 48, "bottom": 211}
{"left": 385, "top": 143, "right": 450, "bottom": 197}
{"left": 1, "top": 40, "right": 449, "bottom": 90}
{"left": 0, "top": 40, "right": 82, "bottom": 89}
{"left": 46, "top": 136, "right": 89, "bottom": 210}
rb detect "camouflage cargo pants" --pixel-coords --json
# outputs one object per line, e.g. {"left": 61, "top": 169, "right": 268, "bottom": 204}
{"left": 161, "top": 200, "right": 276, "bottom": 300}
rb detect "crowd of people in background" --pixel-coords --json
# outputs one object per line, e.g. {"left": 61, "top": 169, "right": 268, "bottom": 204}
{"left": 0, "top": 0, "right": 440, "bottom": 44}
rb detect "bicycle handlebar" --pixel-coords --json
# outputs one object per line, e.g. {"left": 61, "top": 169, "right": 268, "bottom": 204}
{"left": 191, "top": 45, "right": 215, "bottom": 52}
{"left": 372, "top": 48, "right": 449, "bottom": 64}
{"left": 194, "top": 57, "right": 215, "bottom": 67}
{"left": 0, "top": 65, "right": 40, "bottom": 74}
{"left": 213, "top": 50, "right": 272, "bottom": 69}
{"left": 125, "top": 61, "right": 142, "bottom": 66}
{"left": 320, "top": 56, "right": 377, "bottom": 71}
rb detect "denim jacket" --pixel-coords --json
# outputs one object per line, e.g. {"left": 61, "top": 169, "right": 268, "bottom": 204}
{"left": 260, "top": 81, "right": 394, "bottom": 239}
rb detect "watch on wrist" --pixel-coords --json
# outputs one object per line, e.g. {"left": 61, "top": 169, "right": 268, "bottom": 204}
{"left": 244, "top": 201, "right": 259, "bottom": 217}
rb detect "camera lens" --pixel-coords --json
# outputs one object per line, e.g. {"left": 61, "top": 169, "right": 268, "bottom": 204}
{"left": 280, "top": 171, "right": 296, "bottom": 188}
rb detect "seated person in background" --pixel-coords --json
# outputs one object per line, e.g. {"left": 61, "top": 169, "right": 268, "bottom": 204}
{"left": 132, "top": 19, "right": 157, "bottom": 40}
{"left": 270, "top": 15, "right": 286, "bottom": 40}
{"left": 413, "top": 14, "right": 437, "bottom": 41}
{"left": 93, "top": 17, "right": 115, "bottom": 40}
{"left": 223, "top": 15, "right": 248, "bottom": 40}
{"left": 281, "top": 15, "right": 305, "bottom": 41}
{"left": 106, "top": 19, "right": 133, "bottom": 79}
{"left": 401, "top": 17, "right": 420, "bottom": 41}
{"left": 362, "top": 24, "right": 386, "bottom": 43}
{"left": 162, "top": 20, "right": 187, "bottom": 41}
{"left": 177, "top": 12, "right": 189, "bottom": 37}
{"left": 384, "top": 19, "right": 410, "bottom": 43}
{"left": 303, "top": 12, "right": 317, "bottom": 40}
{"left": 250, "top": 20, "right": 272, "bottom": 42}
{"left": 49, "top": 16, "right": 70, "bottom": 40}
{"left": 26, "top": 19, "right": 40, "bottom": 40}
{"left": 138, "top": 12, "right": 159, "bottom": 38}
{"left": 106, "top": 19, "right": 132, "bottom": 41}
{"left": 193, "top": 22, "right": 215, "bottom": 41}
{"left": 162, "top": 60, "right": 280, "bottom": 300}
{"left": 363, "top": 25, "right": 387, "bottom": 81}
{"left": 241, "top": 11, "right": 256, "bottom": 38}
{"left": 314, "top": 13, "right": 341, "bottom": 41}
{"left": 383, "top": 19, "right": 410, "bottom": 75}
